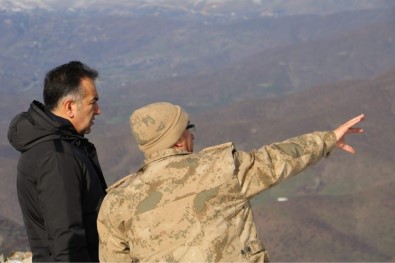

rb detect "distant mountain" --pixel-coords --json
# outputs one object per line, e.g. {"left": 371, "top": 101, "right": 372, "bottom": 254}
{"left": 0, "top": 3, "right": 393, "bottom": 97}
{"left": 98, "top": 10, "right": 395, "bottom": 119}
{"left": 1, "top": 0, "right": 395, "bottom": 18}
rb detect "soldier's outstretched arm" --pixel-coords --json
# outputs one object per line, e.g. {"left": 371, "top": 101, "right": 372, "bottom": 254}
{"left": 234, "top": 114, "right": 365, "bottom": 199}
{"left": 333, "top": 114, "right": 365, "bottom": 154}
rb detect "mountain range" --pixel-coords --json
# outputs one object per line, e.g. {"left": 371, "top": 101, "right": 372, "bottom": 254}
{"left": 0, "top": 1, "right": 394, "bottom": 261}
{"left": 1, "top": 0, "right": 395, "bottom": 17}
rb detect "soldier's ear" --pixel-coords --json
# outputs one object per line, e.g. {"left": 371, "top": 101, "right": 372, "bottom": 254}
{"left": 173, "top": 134, "right": 186, "bottom": 149}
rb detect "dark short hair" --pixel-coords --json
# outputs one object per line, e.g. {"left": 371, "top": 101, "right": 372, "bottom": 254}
{"left": 43, "top": 61, "right": 99, "bottom": 110}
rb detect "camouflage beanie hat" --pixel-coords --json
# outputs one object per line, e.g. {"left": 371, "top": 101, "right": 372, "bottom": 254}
{"left": 130, "top": 102, "right": 189, "bottom": 155}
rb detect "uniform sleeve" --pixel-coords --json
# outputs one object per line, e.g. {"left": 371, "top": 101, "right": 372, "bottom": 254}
{"left": 37, "top": 152, "right": 91, "bottom": 262}
{"left": 235, "top": 131, "right": 336, "bottom": 199}
{"left": 97, "top": 193, "right": 133, "bottom": 262}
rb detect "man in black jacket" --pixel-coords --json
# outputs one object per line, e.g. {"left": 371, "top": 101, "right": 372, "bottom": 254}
{"left": 7, "top": 61, "right": 107, "bottom": 262}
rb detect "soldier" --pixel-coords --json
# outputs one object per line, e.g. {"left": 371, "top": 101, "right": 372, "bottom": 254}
{"left": 97, "top": 102, "right": 364, "bottom": 262}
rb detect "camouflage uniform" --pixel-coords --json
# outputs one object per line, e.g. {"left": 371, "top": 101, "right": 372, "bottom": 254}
{"left": 98, "top": 131, "right": 336, "bottom": 262}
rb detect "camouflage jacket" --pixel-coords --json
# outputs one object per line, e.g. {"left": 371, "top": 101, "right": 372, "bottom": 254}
{"left": 98, "top": 131, "right": 336, "bottom": 262}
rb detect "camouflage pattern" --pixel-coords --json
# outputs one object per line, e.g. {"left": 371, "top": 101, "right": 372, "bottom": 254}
{"left": 130, "top": 102, "right": 189, "bottom": 155}
{"left": 98, "top": 131, "right": 336, "bottom": 262}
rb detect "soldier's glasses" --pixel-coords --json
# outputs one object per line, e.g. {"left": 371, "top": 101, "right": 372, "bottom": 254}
{"left": 186, "top": 123, "right": 196, "bottom": 132}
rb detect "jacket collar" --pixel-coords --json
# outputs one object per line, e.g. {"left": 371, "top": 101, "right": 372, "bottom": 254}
{"left": 140, "top": 148, "right": 191, "bottom": 171}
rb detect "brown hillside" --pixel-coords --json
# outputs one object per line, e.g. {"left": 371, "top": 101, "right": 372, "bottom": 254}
{"left": 109, "top": 16, "right": 395, "bottom": 116}
{"left": 254, "top": 181, "right": 395, "bottom": 262}
{"left": 192, "top": 68, "right": 394, "bottom": 159}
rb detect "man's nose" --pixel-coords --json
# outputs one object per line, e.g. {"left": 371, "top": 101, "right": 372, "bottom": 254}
{"left": 95, "top": 104, "right": 101, "bottom": 115}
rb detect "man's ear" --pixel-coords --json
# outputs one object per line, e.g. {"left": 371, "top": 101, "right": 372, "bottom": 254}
{"left": 63, "top": 98, "right": 76, "bottom": 118}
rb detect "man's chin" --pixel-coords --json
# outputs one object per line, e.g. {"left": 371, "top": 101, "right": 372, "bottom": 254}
{"left": 81, "top": 127, "right": 92, "bottom": 135}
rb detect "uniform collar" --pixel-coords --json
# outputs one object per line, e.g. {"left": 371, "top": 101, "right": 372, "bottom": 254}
{"left": 140, "top": 148, "right": 191, "bottom": 170}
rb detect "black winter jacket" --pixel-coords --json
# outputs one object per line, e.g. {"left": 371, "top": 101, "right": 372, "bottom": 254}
{"left": 7, "top": 100, "right": 107, "bottom": 262}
